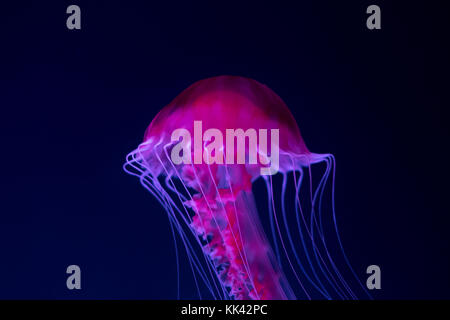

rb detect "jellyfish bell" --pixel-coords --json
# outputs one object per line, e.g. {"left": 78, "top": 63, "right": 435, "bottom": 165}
{"left": 142, "top": 76, "right": 324, "bottom": 182}
{"left": 124, "top": 75, "right": 370, "bottom": 300}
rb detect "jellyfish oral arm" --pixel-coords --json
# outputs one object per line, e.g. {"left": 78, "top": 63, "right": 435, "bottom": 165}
{"left": 170, "top": 121, "right": 280, "bottom": 175}
{"left": 187, "top": 184, "right": 294, "bottom": 300}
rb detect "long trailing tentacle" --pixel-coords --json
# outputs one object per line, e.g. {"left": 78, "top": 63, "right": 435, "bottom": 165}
{"left": 288, "top": 154, "right": 346, "bottom": 299}
{"left": 266, "top": 174, "right": 311, "bottom": 299}
{"left": 125, "top": 141, "right": 370, "bottom": 300}
{"left": 291, "top": 168, "right": 333, "bottom": 298}
{"left": 327, "top": 154, "right": 373, "bottom": 299}
{"left": 304, "top": 157, "right": 354, "bottom": 299}
{"left": 125, "top": 141, "right": 228, "bottom": 299}
{"left": 286, "top": 153, "right": 371, "bottom": 299}
{"left": 152, "top": 143, "right": 228, "bottom": 299}
{"left": 278, "top": 172, "right": 331, "bottom": 299}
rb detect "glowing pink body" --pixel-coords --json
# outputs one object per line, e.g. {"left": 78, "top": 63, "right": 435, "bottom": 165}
{"left": 140, "top": 76, "right": 320, "bottom": 299}
{"left": 125, "top": 75, "right": 369, "bottom": 300}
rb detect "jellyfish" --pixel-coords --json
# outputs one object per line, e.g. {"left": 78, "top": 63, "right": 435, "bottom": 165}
{"left": 123, "top": 75, "right": 371, "bottom": 300}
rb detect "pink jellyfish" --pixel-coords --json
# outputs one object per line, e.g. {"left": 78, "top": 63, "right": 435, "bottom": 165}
{"left": 124, "top": 76, "right": 369, "bottom": 300}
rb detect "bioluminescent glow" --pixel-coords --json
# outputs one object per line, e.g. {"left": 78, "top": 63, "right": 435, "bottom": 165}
{"left": 123, "top": 75, "right": 370, "bottom": 300}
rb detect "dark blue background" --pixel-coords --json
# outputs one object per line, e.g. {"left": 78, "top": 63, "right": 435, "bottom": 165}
{"left": 0, "top": 1, "right": 449, "bottom": 299}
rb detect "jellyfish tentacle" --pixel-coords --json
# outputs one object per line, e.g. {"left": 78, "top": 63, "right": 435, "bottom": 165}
{"left": 154, "top": 173, "right": 220, "bottom": 299}
{"left": 167, "top": 213, "right": 180, "bottom": 299}
{"left": 139, "top": 171, "right": 208, "bottom": 299}
{"left": 265, "top": 177, "right": 282, "bottom": 267}
{"left": 278, "top": 172, "right": 332, "bottom": 299}
{"left": 307, "top": 159, "right": 350, "bottom": 299}
{"left": 327, "top": 154, "right": 373, "bottom": 299}
{"left": 162, "top": 144, "right": 231, "bottom": 299}
{"left": 313, "top": 157, "right": 357, "bottom": 299}
{"left": 291, "top": 155, "right": 346, "bottom": 299}
{"left": 268, "top": 175, "right": 311, "bottom": 300}
{"left": 137, "top": 143, "right": 224, "bottom": 299}
{"left": 308, "top": 158, "right": 356, "bottom": 299}
{"left": 153, "top": 144, "right": 229, "bottom": 299}
{"left": 139, "top": 171, "right": 204, "bottom": 299}
{"left": 162, "top": 175, "right": 229, "bottom": 300}
{"left": 290, "top": 167, "right": 333, "bottom": 299}
{"left": 128, "top": 142, "right": 228, "bottom": 299}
